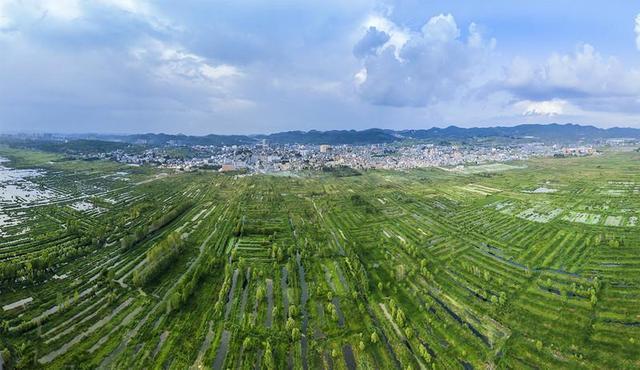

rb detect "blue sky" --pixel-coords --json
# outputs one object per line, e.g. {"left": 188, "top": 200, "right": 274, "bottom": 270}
{"left": 1, "top": 0, "right": 639, "bottom": 134}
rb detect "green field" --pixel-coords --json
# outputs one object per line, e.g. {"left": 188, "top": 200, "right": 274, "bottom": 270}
{"left": 1, "top": 149, "right": 639, "bottom": 369}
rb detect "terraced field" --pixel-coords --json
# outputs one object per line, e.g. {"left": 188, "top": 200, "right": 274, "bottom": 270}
{"left": 1, "top": 148, "right": 639, "bottom": 369}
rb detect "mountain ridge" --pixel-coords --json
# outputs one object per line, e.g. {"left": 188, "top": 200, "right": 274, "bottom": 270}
{"left": 5, "top": 123, "right": 640, "bottom": 146}
{"left": 119, "top": 123, "right": 640, "bottom": 145}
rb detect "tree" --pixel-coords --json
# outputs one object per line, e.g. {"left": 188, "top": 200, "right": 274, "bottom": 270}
{"left": 404, "top": 326, "right": 413, "bottom": 339}
{"left": 256, "top": 285, "right": 265, "bottom": 302}
{"left": 276, "top": 247, "right": 284, "bottom": 262}
{"left": 56, "top": 292, "right": 64, "bottom": 309}
{"left": 263, "top": 341, "right": 274, "bottom": 370}
{"left": 370, "top": 331, "right": 379, "bottom": 344}
{"left": 419, "top": 345, "right": 431, "bottom": 363}
{"left": 286, "top": 318, "right": 296, "bottom": 332}
{"left": 288, "top": 305, "right": 298, "bottom": 318}
{"left": 395, "top": 309, "right": 405, "bottom": 327}
{"left": 1, "top": 348, "right": 10, "bottom": 368}
{"left": 499, "top": 291, "right": 507, "bottom": 305}
{"left": 242, "top": 337, "right": 253, "bottom": 349}
{"left": 291, "top": 328, "right": 301, "bottom": 340}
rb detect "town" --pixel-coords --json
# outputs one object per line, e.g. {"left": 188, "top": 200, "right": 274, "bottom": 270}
{"left": 106, "top": 141, "right": 598, "bottom": 173}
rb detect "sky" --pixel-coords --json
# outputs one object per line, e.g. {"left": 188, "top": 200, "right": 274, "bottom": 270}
{"left": 1, "top": 0, "right": 640, "bottom": 134}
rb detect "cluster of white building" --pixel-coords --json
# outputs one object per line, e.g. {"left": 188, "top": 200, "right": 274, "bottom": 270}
{"left": 107, "top": 141, "right": 599, "bottom": 173}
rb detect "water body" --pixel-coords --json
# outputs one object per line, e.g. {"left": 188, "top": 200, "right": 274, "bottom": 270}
{"left": 225, "top": 269, "right": 239, "bottom": 320}
{"left": 238, "top": 268, "right": 250, "bottom": 321}
{"left": 0, "top": 157, "right": 58, "bottom": 235}
{"left": 152, "top": 331, "right": 169, "bottom": 358}
{"left": 365, "top": 304, "right": 402, "bottom": 369}
{"left": 332, "top": 297, "right": 345, "bottom": 327}
{"left": 0, "top": 157, "right": 56, "bottom": 204}
{"left": 334, "top": 262, "right": 350, "bottom": 291}
{"left": 342, "top": 345, "right": 356, "bottom": 370}
{"left": 212, "top": 330, "right": 231, "bottom": 370}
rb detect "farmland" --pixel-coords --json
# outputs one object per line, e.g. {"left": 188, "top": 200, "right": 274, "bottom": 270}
{"left": 1, "top": 147, "right": 639, "bottom": 369}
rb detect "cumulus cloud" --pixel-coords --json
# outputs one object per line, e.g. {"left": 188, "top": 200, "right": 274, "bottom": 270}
{"left": 353, "top": 13, "right": 494, "bottom": 107}
{"left": 501, "top": 44, "right": 640, "bottom": 113}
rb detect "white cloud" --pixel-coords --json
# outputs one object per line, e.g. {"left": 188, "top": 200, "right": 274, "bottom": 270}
{"left": 354, "top": 68, "right": 367, "bottom": 85}
{"left": 0, "top": 0, "right": 83, "bottom": 23}
{"left": 635, "top": 14, "right": 640, "bottom": 50}
{"left": 132, "top": 40, "right": 242, "bottom": 85}
{"left": 503, "top": 44, "right": 640, "bottom": 103}
{"left": 97, "top": 0, "right": 150, "bottom": 15}
{"left": 0, "top": 0, "right": 11, "bottom": 29}
{"left": 42, "top": 0, "right": 82, "bottom": 21}
{"left": 517, "top": 99, "right": 569, "bottom": 116}
{"left": 0, "top": 0, "right": 171, "bottom": 34}
{"left": 201, "top": 64, "right": 241, "bottom": 80}
{"left": 421, "top": 14, "right": 459, "bottom": 43}
{"left": 354, "top": 13, "right": 493, "bottom": 107}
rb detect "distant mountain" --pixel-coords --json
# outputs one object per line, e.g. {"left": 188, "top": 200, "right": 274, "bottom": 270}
{"left": 122, "top": 133, "right": 255, "bottom": 146}
{"left": 6, "top": 124, "right": 639, "bottom": 148}
{"left": 97, "top": 128, "right": 400, "bottom": 146}
{"left": 0, "top": 138, "right": 138, "bottom": 155}
{"left": 126, "top": 123, "right": 639, "bottom": 146}
{"left": 256, "top": 128, "right": 399, "bottom": 145}
{"left": 398, "top": 123, "right": 640, "bottom": 141}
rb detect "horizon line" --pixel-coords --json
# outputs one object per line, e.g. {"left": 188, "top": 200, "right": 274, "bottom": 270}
{"left": 2, "top": 122, "right": 640, "bottom": 137}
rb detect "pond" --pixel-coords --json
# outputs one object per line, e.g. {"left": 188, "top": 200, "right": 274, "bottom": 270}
{"left": 0, "top": 157, "right": 57, "bottom": 204}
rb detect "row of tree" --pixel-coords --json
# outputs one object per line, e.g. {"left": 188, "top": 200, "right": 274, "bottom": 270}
{"left": 132, "top": 232, "right": 186, "bottom": 287}
{"left": 120, "top": 201, "right": 193, "bottom": 250}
